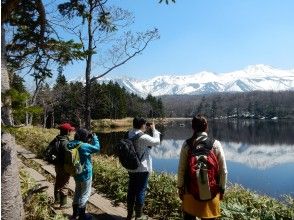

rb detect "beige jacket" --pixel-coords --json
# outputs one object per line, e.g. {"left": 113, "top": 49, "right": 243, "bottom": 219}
{"left": 177, "top": 132, "right": 227, "bottom": 191}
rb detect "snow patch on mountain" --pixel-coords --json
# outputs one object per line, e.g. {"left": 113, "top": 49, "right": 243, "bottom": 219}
{"left": 89, "top": 64, "right": 294, "bottom": 97}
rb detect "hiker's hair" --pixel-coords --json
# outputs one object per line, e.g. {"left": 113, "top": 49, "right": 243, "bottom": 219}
{"left": 192, "top": 114, "right": 208, "bottom": 132}
{"left": 74, "top": 128, "right": 89, "bottom": 142}
{"left": 133, "top": 117, "right": 147, "bottom": 129}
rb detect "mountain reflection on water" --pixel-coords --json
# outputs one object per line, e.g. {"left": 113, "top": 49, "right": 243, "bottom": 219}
{"left": 97, "top": 119, "right": 294, "bottom": 197}
{"left": 151, "top": 140, "right": 294, "bottom": 169}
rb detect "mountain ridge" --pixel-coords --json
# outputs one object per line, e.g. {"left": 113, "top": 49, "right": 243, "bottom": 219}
{"left": 82, "top": 64, "right": 294, "bottom": 97}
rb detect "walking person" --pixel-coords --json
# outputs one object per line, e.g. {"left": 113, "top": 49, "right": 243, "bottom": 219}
{"left": 126, "top": 117, "right": 161, "bottom": 220}
{"left": 177, "top": 115, "right": 227, "bottom": 220}
{"left": 51, "top": 122, "right": 75, "bottom": 208}
{"left": 68, "top": 128, "right": 100, "bottom": 220}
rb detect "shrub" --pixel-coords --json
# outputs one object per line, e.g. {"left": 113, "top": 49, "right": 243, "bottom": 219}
{"left": 92, "top": 156, "right": 128, "bottom": 204}
{"left": 221, "top": 184, "right": 294, "bottom": 219}
{"left": 92, "top": 156, "right": 182, "bottom": 219}
{"left": 5, "top": 126, "right": 58, "bottom": 157}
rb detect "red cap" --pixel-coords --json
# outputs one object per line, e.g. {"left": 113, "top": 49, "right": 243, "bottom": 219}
{"left": 58, "top": 123, "right": 75, "bottom": 131}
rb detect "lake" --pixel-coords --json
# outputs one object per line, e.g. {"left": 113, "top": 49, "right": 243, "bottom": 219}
{"left": 96, "top": 119, "right": 294, "bottom": 199}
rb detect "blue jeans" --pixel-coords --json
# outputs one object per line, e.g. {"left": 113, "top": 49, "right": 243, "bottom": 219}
{"left": 127, "top": 172, "right": 149, "bottom": 207}
{"left": 73, "top": 178, "right": 92, "bottom": 208}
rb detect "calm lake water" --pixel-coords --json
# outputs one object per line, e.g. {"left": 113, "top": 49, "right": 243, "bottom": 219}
{"left": 97, "top": 119, "right": 294, "bottom": 199}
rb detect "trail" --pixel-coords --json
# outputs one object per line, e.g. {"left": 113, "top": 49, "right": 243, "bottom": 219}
{"left": 16, "top": 144, "right": 128, "bottom": 220}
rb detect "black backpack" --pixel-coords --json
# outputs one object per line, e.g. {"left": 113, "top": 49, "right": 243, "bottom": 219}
{"left": 44, "top": 137, "right": 67, "bottom": 164}
{"left": 115, "top": 133, "right": 144, "bottom": 170}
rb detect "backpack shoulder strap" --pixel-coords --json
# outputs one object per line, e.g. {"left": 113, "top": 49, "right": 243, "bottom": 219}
{"left": 72, "top": 142, "right": 82, "bottom": 150}
{"left": 59, "top": 138, "right": 68, "bottom": 142}
{"left": 66, "top": 142, "right": 82, "bottom": 151}
{"left": 58, "top": 136, "right": 68, "bottom": 140}
{"left": 129, "top": 132, "right": 144, "bottom": 141}
{"left": 186, "top": 135, "right": 207, "bottom": 149}
{"left": 129, "top": 132, "right": 145, "bottom": 162}
{"left": 201, "top": 138, "right": 215, "bottom": 151}
{"left": 76, "top": 143, "right": 82, "bottom": 150}
{"left": 187, "top": 136, "right": 214, "bottom": 152}
{"left": 56, "top": 136, "right": 68, "bottom": 146}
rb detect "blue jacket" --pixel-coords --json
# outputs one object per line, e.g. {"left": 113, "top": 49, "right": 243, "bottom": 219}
{"left": 68, "top": 134, "right": 100, "bottom": 182}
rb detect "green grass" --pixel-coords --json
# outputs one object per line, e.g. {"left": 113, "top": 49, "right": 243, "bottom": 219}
{"left": 7, "top": 126, "right": 294, "bottom": 220}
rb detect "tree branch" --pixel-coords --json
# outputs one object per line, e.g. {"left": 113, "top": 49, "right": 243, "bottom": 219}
{"left": 91, "top": 38, "right": 150, "bottom": 82}
{"left": 35, "top": 0, "right": 46, "bottom": 45}
{"left": 78, "top": 30, "right": 86, "bottom": 52}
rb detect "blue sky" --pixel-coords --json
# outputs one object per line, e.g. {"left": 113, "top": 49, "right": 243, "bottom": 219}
{"left": 53, "top": 0, "right": 294, "bottom": 81}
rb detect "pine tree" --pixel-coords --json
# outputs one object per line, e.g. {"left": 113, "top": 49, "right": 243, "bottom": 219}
{"left": 8, "top": 74, "right": 30, "bottom": 124}
{"left": 55, "top": 66, "right": 67, "bottom": 87}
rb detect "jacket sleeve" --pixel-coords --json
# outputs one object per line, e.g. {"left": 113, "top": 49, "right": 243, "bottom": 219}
{"left": 140, "top": 129, "right": 160, "bottom": 147}
{"left": 82, "top": 134, "right": 100, "bottom": 155}
{"left": 213, "top": 140, "right": 228, "bottom": 192}
{"left": 177, "top": 141, "right": 189, "bottom": 188}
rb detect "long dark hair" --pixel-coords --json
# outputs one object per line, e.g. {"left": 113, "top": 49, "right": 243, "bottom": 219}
{"left": 192, "top": 114, "right": 208, "bottom": 133}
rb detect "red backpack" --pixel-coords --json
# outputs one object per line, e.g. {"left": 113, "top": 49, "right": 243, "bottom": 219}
{"left": 186, "top": 136, "right": 220, "bottom": 201}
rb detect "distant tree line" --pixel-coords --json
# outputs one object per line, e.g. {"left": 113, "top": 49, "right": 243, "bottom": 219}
{"left": 161, "top": 120, "right": 294, "bottom": 145}
{"left": 9, "top": 72, "right": 165, "bottom": 127}
{"left": 161, "top": 91, "right": 294, "bottom": 119}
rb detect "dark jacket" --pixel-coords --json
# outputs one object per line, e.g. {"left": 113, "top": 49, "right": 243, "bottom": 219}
{"left": 55, "top": 134, "right": 70, "bottom": 165}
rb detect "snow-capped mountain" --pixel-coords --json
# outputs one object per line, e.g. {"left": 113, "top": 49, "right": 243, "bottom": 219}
{"left": 93, "top": 64, "right": 294, "bottom": 97}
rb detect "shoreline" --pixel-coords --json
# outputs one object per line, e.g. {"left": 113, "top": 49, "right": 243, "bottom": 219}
{"left": 91, "top": 117, "right": 292, "bottom": 129}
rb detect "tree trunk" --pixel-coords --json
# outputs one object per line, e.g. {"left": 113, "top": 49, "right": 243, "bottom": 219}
{"left": 1, "top": 26, "right": 13, "bottom": 126}
{"left": 1, "top": 24, "right": 24, "bottom": 220}
{"left": 51, "top": 111, "right": 55, "bottom": 128}
{"left": 27, "top": 113, "right": 33, "bottom": 125}
{"left": 43, "top": 109, "right": 47, "bottom": 128}
{"left": 1, "top": 133, "right": 25, "bottom": 219}
{"left": 84, "top": 54, "right": 92, "bottom": 129}
{"left": 84, "top": 10, "right": 93, "bottom": 130}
